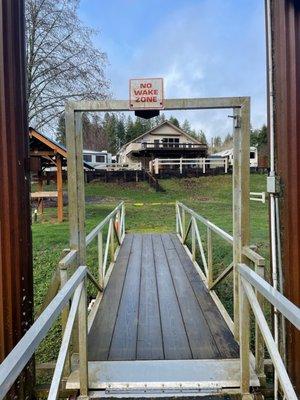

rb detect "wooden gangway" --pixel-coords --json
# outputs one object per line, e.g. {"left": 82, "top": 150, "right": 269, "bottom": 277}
{"left": 1, "top": 202, "right": 299, "bottom": 399}
{"left": 88, "top": 233, "right": 239, "bottom": 361}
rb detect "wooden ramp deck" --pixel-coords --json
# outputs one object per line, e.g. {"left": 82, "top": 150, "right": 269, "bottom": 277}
{"left": 88, "top": 233, "right": 239, "bottom": 361}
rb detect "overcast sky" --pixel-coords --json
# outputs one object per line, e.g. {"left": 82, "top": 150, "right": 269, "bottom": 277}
{"left": 79, "top": 0, "right": 267, "bottom": 140}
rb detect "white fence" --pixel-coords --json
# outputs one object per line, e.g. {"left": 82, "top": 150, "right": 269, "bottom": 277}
{"left": 250, "top": 192, "right": 266, "bottom": 204}
{"left": 101, "top": 162, "right": 142, "bottom": 171}
{"left": 149, "top": 157, "right": 228, "bottom": 175}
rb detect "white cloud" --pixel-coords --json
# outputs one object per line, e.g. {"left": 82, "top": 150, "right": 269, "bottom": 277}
{"left": 90, "top": 0, "right": 267, "bottom": 139}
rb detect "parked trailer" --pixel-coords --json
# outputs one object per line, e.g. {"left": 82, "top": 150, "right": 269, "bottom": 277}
{"left": 213, "top": 147, "right": 258, "bottom": 169}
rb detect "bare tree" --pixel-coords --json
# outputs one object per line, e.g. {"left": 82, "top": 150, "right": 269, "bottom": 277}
{"left": 25, "top": 0, "right": 110, "bottom": 131}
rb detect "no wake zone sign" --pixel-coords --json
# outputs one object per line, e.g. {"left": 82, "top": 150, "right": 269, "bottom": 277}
{"left": 129, "top": 78, "right": 164, "bottom": 110}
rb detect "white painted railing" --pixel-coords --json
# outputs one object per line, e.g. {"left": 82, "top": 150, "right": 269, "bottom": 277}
{"left": 0, "top": 203, "right": 126, "bottom": 399}
{"left": 176, "top": 202, "right": 300, "bottom": 399}
{"left": 150, "top": 157, "right": 228, "bottom": 175}
{"left": 250, "top": 192, "right": 266, "bottom": 204}
{"left": 0, "top": 265, "right": 88, "bottom": 399}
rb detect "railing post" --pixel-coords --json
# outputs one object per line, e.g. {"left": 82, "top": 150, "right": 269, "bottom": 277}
{"left": 180, "top": 157, "right": 183, "bottom": 174}
{"left": 176, "top": 203, "right": 179, "bottom": 235}
{"left": 192, "top": 218, "right": 196, "bottom": 261}
{"left": 182, "top": 208, "right": 186, "bottom": 240}
{"left": 255, "top": 263, "right": 266, "bottom": 385}
{"left": 59, "top": 266, "right": 72, "bottom": 376}
{"left": 78, "top": 277, "right": 88, "bottom": 398}
{"left": 203, "top": 158, "right": 206, "bottom": 174}
{"left": 154, "top": 159, "right": 159, "bottom": 175}
{"left": 207, "top": 227, "right": 213, "bottom": 288}
{"left": 98, "top": 232, "right": 104, "bottom": 288}
{"left": 225, "top": 157, "right": 228, "bottom": 174}
{"left": 122, "top": 203, "right": 126, "bottom": 239}
{"left": 110, "top": 219, "right": 115, "bottom": 262}
{"left": 239, "top": 277, "right": 251, "bottom": 398}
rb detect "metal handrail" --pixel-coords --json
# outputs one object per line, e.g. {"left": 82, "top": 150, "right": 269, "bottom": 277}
{"left": 177, "top": 202, "right": 233, "bottom": 245}
{"left": 85, "top": 201, "right": 124, "bottom": 245}
{"left": 0, "top": 265, "right": 87, "bottom": 399}
{"left": 238, "top": 264, "right": 300, "bottom": 329}
{"left": 238, "top": 263, "right": 300, "bottom": 400}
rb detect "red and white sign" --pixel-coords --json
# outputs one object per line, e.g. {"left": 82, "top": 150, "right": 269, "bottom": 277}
{"left": 129, "top": 78, "right": 164, "bottom": 110}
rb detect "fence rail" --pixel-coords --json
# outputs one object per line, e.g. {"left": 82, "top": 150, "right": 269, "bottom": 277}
{"left": 250, "top": 192, "right": 266, "bottom": 204}
{"left": 150, "top": 157, "right": 228, "bottom": 175}
{"left": 176, "top": 201, "right": 300, "bottom": 399}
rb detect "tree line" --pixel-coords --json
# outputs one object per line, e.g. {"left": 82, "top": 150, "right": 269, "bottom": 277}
{"left": 210, "top": 125, "right": 267, "bottom": 153}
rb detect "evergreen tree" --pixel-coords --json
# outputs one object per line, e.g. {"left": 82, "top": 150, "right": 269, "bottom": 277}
{"left": 198, "top": 130, "right": 207, "bottom": 145}
{"left": 56, "top": 113, "right": 66, "bottom": 145}
{"left": 182, "top": 119, "right": 192, "bottom": 134}
{"left": 125, "top": 115, "right": 136, "bottom": 142}
{"left": 169, "top": 116, "right": 180, "bottom": 128}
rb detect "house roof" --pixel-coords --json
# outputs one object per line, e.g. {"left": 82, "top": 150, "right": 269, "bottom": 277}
{"left": 213, "top": 146, "right": 257, "bottom": 157}
{"left": 29, "top": 127, "right": 67, "bottom": 157}
{"left": 119, "top": 120, "right": 206, "bottom": 152}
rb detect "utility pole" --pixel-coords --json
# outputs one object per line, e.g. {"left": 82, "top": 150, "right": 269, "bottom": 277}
{"left": 0, "top": 1, "right": 34, "bottom": 398}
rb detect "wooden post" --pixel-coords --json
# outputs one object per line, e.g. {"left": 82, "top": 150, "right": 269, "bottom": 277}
{"left": 37, "top": 174, "right": 44, "bottom": 214}
{"left": 56, "top": 155, "right": 63, "bottom": 222}
{"left": 180, "top": 157, "right": 183, "bottom": 174}
{"left": 66, "top": 108, "right": 86, "bottom": 265}
{"left": 233, "top": 99, "right": 250, "bottom": 340}
{"left": 207, "top": 227, "right": 213, "bottom": 288}
{"left": 65, "top": 108, "right": 86, "bottom": 355}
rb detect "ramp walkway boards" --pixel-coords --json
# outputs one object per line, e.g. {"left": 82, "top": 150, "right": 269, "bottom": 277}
{"left": 88, "top": 233, "right": 239, "bottom": 361}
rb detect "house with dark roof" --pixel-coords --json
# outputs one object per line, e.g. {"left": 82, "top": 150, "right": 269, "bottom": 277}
{"left": 117, "top": 121, "right": 208, "bottom": 170}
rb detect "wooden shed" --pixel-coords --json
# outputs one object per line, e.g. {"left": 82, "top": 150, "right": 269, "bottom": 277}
{"left": 29, "top": 127, "right": 67, "bottom": 222}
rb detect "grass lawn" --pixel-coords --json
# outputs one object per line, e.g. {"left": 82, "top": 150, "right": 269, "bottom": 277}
{"left": 33, "top": 173, "right": 269, "bottom": 363}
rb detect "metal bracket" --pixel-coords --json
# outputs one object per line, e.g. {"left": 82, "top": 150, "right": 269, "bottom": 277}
{"left": 228, "top": 114, "right": 241, "bottom": 129}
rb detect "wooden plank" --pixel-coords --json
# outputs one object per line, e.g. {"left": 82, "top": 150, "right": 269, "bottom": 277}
{"left": 136, "top": 235, "right": 164, "bottom": 360}
{"left": 161, "top": 234, "right": 219, "bottom": 359}
{"left": 88, "top": 235, "right": 133, "bottom": 360}
{"left": 152, "top": 234, "right": 192, "bottom": 359}
{"left": 56, "top": 155, "right": 63, "bottom": 222}
{"left": 170, "top": 234, "right": 239, "bottom": 358}
{"left": 108, "top": 235, "right": 142, "bottom": 360}
{"left": 31, "top": 191, "right": 58, "bottom": 198}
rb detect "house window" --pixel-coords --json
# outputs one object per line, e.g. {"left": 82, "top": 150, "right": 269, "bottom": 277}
{"left": 162, "top": 138, "right": 180, "bottom": 147}
{"left": 83, "top": 154, "right": 92, "bottom": 162}
{"left": 250, "top": 151, "right": 256, "bottom": 159}
{"left": 96, "top": 155, "right": 106, "bottom": 163}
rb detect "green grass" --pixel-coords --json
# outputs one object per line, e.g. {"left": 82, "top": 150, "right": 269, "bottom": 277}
{"left": 33, "top": 173, "right": 269, "bottom": 365}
